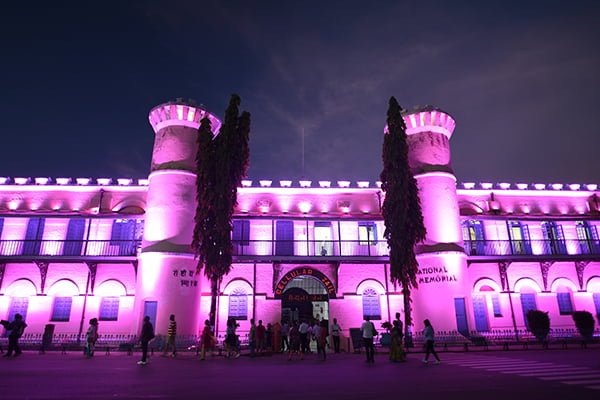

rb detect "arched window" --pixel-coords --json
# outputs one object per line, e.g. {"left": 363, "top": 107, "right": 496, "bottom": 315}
{"left": 51, "top": 297, "right": 73, "bottom": 322}
{"left": 228, "top": 288, "right": 248, "bottom": 320}
{"left": 96, "top": 280, "right": 127, "bottom": 322}
{"left": 362, "top": 288, "right": 381, "bottom": 320}
{"left": 48, "top": 279, "right": 79, "bottom": 322}
{"left": 556, "top": 286, "right": 574, "bottom": 315}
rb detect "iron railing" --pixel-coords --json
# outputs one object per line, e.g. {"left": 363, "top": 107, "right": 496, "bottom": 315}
{"left": 0, "top": 239, "right": 141, "bottom": 258}
{"left": 2, "top": 238, "right": 599, "bottom": 260}
{"left": 232, "top": 239, "right": 389, "bottom": 258}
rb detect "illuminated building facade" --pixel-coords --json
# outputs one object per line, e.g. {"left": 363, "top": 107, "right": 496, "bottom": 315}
{"left": 1, "top": 100, "right": 599, "bottom": 344}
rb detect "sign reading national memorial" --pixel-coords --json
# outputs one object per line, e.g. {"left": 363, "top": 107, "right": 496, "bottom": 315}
{"left": 274, "top": 268, "right": 336, "bottom": 299}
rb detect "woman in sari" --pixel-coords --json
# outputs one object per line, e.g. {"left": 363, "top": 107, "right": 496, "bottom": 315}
{"left": 389, "top": 320, "right": 405, "bottom": 362}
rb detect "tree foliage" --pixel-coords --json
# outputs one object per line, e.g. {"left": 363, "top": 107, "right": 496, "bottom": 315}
{"left": 572, "top": 310, "right": 595, "bottom": 339}
{"left": 380, "top": 96, "right": 426, "bottom": 331}
{"left": 192, "top": 94, "right": 250, "bottom": 326}
{"left": 526, "top": 310, "right": 550, "bottom": 342}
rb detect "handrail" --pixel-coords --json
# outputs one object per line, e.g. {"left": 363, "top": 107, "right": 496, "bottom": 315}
{"left": 2, "top": 238, "right": 599, "bottom": 259}
{"left": 464, "top": 239, "right": 600, "bottom": 256}
{"left": 232, "top": 239, "right": 389, "bottom": 257}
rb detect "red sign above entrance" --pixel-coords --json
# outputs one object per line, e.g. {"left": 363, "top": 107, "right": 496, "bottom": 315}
{"left": 274, "top": 268, "right": 336, "bottom": 299}
{"left": 283, "top": 293, "right": 329, "bottom": 302}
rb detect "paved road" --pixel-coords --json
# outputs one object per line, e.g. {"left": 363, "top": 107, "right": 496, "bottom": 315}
{"left": 0, "top": 349, "right": 599, "bottom": 399}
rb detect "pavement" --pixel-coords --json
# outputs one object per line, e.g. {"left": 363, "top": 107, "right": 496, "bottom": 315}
{"left": 0, "top": 348, "right": 599, "bottom": 399}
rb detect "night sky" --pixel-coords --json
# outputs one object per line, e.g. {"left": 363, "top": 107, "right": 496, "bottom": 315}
{"left": 1, "top": 1, "right": 599, "bottom": 184}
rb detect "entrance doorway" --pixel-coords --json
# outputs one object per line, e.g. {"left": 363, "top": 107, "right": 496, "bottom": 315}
{"left": 281, "top": 275, "right": 329, "bottom": 324}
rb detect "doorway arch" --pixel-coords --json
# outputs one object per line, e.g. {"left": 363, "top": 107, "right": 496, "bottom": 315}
{"left": 279, "top": 274, "right": 330, "bottom": 324}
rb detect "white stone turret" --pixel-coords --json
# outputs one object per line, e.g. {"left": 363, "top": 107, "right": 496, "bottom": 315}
{"left": 133, "top": 99, "right": 221, "bottom": 336}
{"left": 401, "top": 106, "right": 473, "bottom": 335}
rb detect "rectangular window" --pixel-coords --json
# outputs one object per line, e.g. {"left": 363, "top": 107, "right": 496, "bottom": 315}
{"left": 4, "top": 298, "right": 29, "bottom": 337}
{"left": 143, "top": 301, "right": 158, "bottom": 329}
{"left": 541, "top": 221, "right": 567, "bottom": 255}
{"left": 520, "top": 293, "right": 537, "bottom": 328}
{"left": 462, "top": 220, "right": 485, "bottom": 255}
{"left": 99, "top": 297, "right": 120, "bottom": 321}
{"left": 508, "top": 221, "right": 532, "bottom": 255}
{"left": 228, "top": 292, "right": 248, "bottom": 320}
{"left": 22, "top": 218, "right": 45, "bottom": 256}
{"left": 232, "top": 220, "right": 250, "bottom": 246}
{"left": 362, "top": 289, "right": 381, "bottom": 320}
{"left": 556, "top": 292, "right": 574, "bottom": 315}
{"left": 454, "top": 297, "right": 470, "bottom": 336}
{"left": 0, "top": 217, "right": 4, "bottom": 238}
{"left": 110, "top": 219, "right": 141, "bottom": 255}
{"left": 275, "top": 220, "right": 294, "bottom": 256}
{"left": 63, "top": 219, "right": 86, "bottom": 256}
{"left": 472, "top": 295, "right": 489, "bottom": 332}
{"left": 314, "top": 221, "right": 333, "bottom": 256}
{"left": 593, "top": 293, "right": 600, "bottom": 320}
{"left": 51, "top": 297, "right": 73, "bottom": 322}
{"left": 8, "top": 297, "right": 29, "bottom": 322}
{"left": 576, "top": 221, "right": 600, "bottom": 255}
{"left": 491, "top": 294, "right": 502, "bottom": 317}
{"left": 358, "top": 222, "right": 377, "bottom": 245}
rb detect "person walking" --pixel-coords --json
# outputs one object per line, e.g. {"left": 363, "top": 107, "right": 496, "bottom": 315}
{"left": 298, "top": 320, "right": 309, "bottom": 356}
{"left": 316, "top": 320, "right": 328, "bottom": 361}
{"left": 248, "top": 319, "right": 256, "bottom": 357}
{"left": 137, "top": 316, "right": 155, "bottom": 365}
{"left": 280, "top": 320, "right": 289, "bottom": 352}
{"left": 255, "top": 320, "right": 266, "bottom": 353}
{"left": 1, "top": 313, "right": 27, "bottom": 357}
{"left": 331, "top": 318, "right": 342, "bottom": 353}
{"left": 199, "top": 319, "right": 214, "bottom": 360}
{"left": 361, "top": 316, "right": 376, "bottom": 363}
{"left": 287, "top": 321, "right": 302, "bottom": 361}
{"left": 272, "top": 321, "right": 281, "bottom": 353}
{"left": 162, "top": 314, "right": 177, "bottom": 357}
{"left": 394, "top": 312, "right": 404, "bottom": 343}
{"left": 85, "top": 318, "right": 99, "bottom": 358}
{"left": 225, "top": 317, "right": 240, "bottom": 358}
{"left": 422, "top": 319, "right": 441, "bottom": 364}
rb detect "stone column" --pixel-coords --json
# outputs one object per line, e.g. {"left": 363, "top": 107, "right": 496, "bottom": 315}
{"left": 402, "top": 107, "right": 473, "bottom": 334}
{"left": 133, "top": 100, "right": 221, "bottom": 335}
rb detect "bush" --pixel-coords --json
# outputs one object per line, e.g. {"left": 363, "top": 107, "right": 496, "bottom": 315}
{"left": 526, "top": 310, "right": 550, "bottom": 342}
{"left": 572, "top": 311, "right": 595, "bottom": 339}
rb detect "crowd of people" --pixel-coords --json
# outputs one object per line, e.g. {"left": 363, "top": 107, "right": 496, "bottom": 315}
{"left": 0, "top": 311, "right": 442, "bottom": 366}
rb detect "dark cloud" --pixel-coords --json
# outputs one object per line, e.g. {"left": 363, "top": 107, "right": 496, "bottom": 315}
{"left": 0, "top": 1, "right": 599, "bottom": 184}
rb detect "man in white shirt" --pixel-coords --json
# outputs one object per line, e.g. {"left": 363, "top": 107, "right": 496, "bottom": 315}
{"left": 298, "top": 320, "right": 310, "bottom": 355}
{"left": 331, "top": 318, "right": 342, "bottom": 353}
{"left": 360, "top": 316, "right": 376, "bottom": 363}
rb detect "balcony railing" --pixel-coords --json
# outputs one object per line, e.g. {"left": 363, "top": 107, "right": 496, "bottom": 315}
{"left": 0, "top": 240, "right": 141, "bottom": 258}
{"left": 6, "top": 238, "right": 597, "bottom": 260}
{"left": 232, "top": 239, "right": 389, "bottom": 258}
{"left": 464, "top": 239, "right": 600, "bottom": 257}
